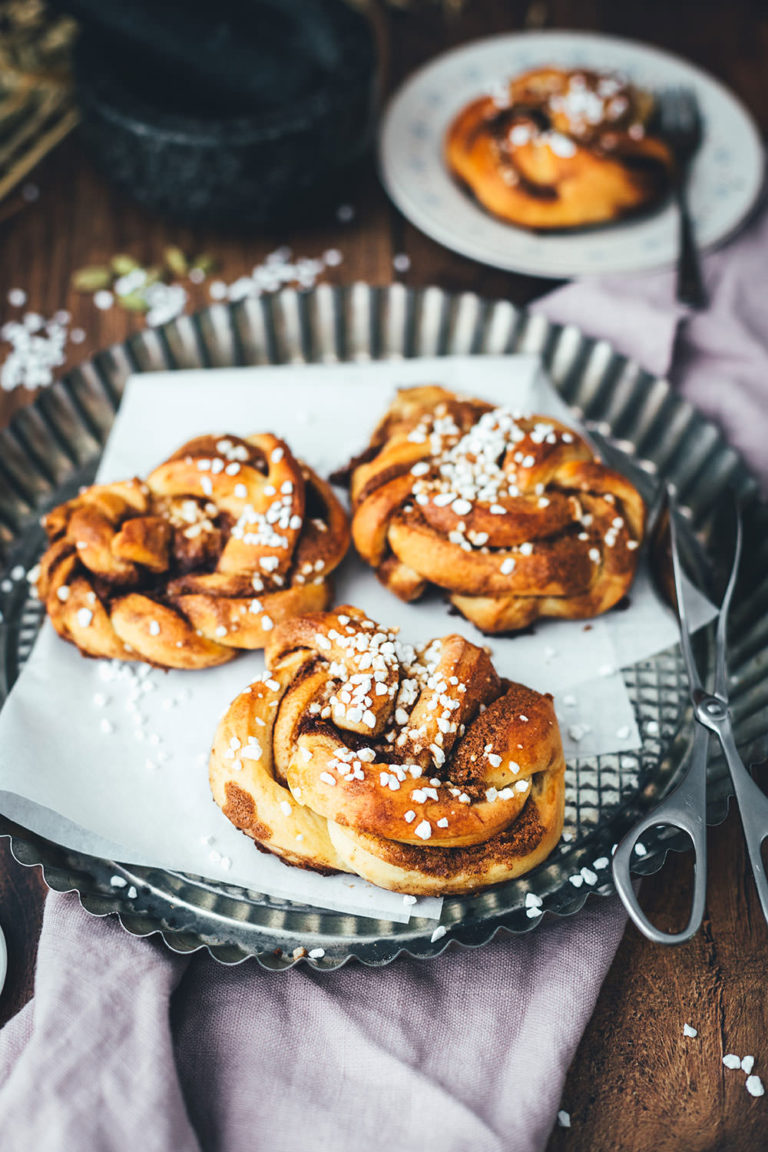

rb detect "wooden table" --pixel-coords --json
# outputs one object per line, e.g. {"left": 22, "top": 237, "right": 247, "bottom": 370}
{"left": 1, "top": 2, "right": 767, "bottom": 1148}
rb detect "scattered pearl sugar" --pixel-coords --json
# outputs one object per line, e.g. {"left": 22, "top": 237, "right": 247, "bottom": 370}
{"left": 683, "top": 1023, "right": 698, "bottom": 1038}
{"left": 7, "top": 288, "right": 26, "bottom": 307}
{"left": 723, "top": 1054, "right": 741, "bottom": 1070}
{"left": 430, "top": 925, "right": 446, "bottom": 943}
{"left": 557, "top": 1110, "right": 571, "bottom": 1128}
{"left": 207, "top": 247, "right": 340, "bottom": 304}
{"left": 126, "top": 886, "right": 138, "bottom": 899}
{"left": 146, "top": 282, "right": 187, "bottom": 327}
{"left": 525, "top": 892, "right": 543, "bottom": 908}
{"left": 526, "top": 906, "right": 542, "bottom": 918}
{"left": 402, "top": 894, "right": 417, "bottom": 905}
{"left": 308, "top": 947, "right": 325, "bottom": 959}
{"left": 393, "top": 253, "right": 411, "bottom": 272}
{"left": 93, "top": 289, "right": 114, "bottom": 311}
{"left": 746, "top": 1075, "right": 764, "bottom": 1097}
{"left": 634, "top": 842, "right": 648, "bottom": 857}
{"left": 741, "top": 1055, "right": 755, "bottom": 1074}
{"left": 1, "top": 309, "right": 69, "bottom": 391}
{"left": 109, "top": 875, "right": 127, "bottom": 888}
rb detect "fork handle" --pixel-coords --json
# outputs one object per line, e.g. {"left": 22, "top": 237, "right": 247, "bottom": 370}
{"left": 675, "top": 185, "right": 708, "bottom": 310}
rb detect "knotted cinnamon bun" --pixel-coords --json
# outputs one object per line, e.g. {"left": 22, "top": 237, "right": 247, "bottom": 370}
{"left": 344, "top": 385, "right": 645, "bottom": 632}
{"left": 37, "top": 434, "right": 350, "bottom": 668}
{"left": 210, "top": 605, "right": 565, "bottom": 894}
{"left": 446, "top": 67, "right": 673, "bottom": 230}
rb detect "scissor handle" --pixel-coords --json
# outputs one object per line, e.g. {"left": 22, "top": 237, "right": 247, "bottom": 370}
{"left": 612, "top": 725, "right": 709, "bottom": 944}
{"left": 716, "top": 722, "right": 768, "bottom": 926}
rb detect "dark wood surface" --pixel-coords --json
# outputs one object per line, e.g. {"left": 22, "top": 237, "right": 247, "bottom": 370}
{"left": 1, "top": 2, "right": 768, "bottom": 1148}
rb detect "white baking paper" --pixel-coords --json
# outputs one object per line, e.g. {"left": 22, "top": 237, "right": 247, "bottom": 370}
{"left": 0, "top": 356, "right": 713, "bottom": 920}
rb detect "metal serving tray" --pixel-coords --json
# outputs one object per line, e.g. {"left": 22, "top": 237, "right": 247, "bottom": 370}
{"left": 0, "top": 283, "right": 766, "bottom": 969}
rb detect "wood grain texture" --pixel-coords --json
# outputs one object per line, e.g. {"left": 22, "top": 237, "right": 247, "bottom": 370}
{"left": 0, "top": 2, "right": 767, "bottom": 1147}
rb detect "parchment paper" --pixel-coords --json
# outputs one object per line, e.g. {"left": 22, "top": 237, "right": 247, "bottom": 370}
{"left": 0, "top": 357, "right": 713, "bottom": 920}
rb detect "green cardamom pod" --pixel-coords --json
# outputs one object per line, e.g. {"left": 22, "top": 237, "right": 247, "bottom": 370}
{"left": 111, "top": 254, "right": 140, "bottom": 276}
{"left": 117, "top": 292, "right": 150, "bottom": 312}
{"left": 71, "top": 266, "right": 113, "bottom": 292}
{"left": 164, "top": 246, "right": 189, "bottom": 276}
{"left": 191, "top": 253, "right": 216, "bottom": 274}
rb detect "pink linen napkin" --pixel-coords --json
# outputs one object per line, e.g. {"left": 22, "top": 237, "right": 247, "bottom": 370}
{"left": 2, "top": 197, "right": 768, "bottom": 1152}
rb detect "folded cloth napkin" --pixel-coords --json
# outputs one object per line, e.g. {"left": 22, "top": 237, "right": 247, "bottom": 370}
{"left": 535, "top": 193, "right": 768, "bottom": 491}
{"left": 2, "top": 197, "right": 768, "bottom": 1152}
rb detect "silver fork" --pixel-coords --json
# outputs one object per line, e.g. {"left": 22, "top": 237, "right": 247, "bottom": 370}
{"left": 658, "top": 87, "right": 708, "bottom": 310}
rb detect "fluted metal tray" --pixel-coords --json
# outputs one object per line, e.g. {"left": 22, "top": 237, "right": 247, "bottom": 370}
{"left": 1, "top": 283, "right": 766, "bottom": 970}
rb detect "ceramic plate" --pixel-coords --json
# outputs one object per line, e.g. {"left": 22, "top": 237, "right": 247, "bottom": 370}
{"left": 379, "top": 30, "right": 764, "bottom": 278}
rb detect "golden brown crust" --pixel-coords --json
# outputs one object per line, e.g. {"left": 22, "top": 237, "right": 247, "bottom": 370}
{"left": 345, "top": 386, "right": 645, "bottom": 633}
{"left": 37, "top": 434, "right": 350, "bottom": 669}
{"left": 446, "top": 66, "right": 673, "bottom": 231}
{"left": 209, "top": 605, "right": 566, "bottom": 895}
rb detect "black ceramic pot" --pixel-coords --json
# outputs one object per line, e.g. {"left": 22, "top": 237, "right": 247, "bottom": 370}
{"left": 72, "top": 0, "right": 378, "bottom": 228}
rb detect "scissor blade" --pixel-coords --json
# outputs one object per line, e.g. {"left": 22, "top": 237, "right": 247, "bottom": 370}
{"left": 714, "top": 497, "right": 742, "bottom": 701}
{"left": 664, "top": 488, "right": 706, "bottom": 702}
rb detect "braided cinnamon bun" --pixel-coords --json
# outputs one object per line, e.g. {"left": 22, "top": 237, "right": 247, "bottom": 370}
{"left": 446, "top": 66, "right": 673, "bottom": 230}
{"left": 210, "top": 605, "right": 565, "bottom": 894}
{"left": 37, "top": 434, "right": 350, "bottom": 669}
{"left": 344, "top": 386, "right": 645, "bottom": 633}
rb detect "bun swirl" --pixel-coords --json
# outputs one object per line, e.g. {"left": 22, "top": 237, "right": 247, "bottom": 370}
{"left": 37, "top": 434, "right": 350, "bottom": 668}
{"left": 345, "top": 385, "right": 645, "bottom": 632}
{"left": 446, "top": 66, "right": 673, "bottom": 230}
{"left": 210, "top": 605, "right": 565, "bottom": 895}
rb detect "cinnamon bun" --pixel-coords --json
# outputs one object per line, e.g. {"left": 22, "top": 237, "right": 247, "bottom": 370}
{"left": 344, "top": 385, "right": 645, "bottom": 632}
{"left": 446, "top": 67, "right": 673, "bottom": 230}
{"left": 37, "top": 434, "right": 350, "bottom": 668}
{"left": 210, "top": 605, "right": 565, "bottom": 894}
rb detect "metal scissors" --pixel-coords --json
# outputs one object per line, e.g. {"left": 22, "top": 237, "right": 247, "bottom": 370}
{"left": 613, "top": 488, "right": 768, "bottom": 944}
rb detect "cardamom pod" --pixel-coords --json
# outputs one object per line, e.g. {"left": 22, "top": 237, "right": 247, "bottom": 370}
{"left": 111, "top": 254, "right": 140, "bottom": 276}
{"left": 191, "top": 253, "right": 216, "bottom": 274}
{"left": 117, "top": 292, "right": 150, "bottom": 312}
{"left": 164, "top": 246, "right": 188, "bottom": 276}
{"left": 71, "top": 266, "right": 112, "bottom": 292}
